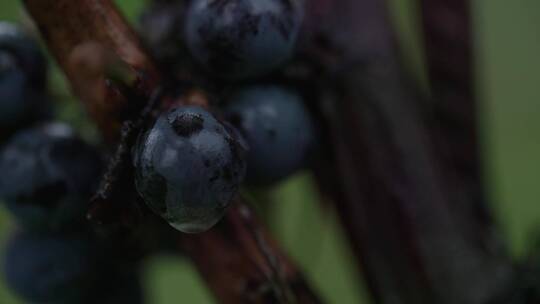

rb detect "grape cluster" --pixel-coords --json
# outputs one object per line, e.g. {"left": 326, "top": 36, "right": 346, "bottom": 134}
{"left": 136, "top": 0, "right": 316, "bottom": 232}
{"left": 1, "top": 0, "right": 318, "bottom": 299}
{"left": 0, "top": 23, "right": 143, "bottom": 304}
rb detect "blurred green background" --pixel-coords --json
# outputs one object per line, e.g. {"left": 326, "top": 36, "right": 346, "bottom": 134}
{"left": 0, "top": 0, "right": 539, "bottom": 303}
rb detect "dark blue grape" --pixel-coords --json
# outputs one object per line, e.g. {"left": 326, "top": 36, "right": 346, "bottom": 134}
{"left": 134, "top": 106, "right": 246, "bottom": 233}
{"left": 0, "top": 22, "right": 49, "bottom": 134}
{"left": 0, "top": 123, "right": 103, "bottom": 230}
{"left": 225, "top": 85, "right": 315, "bottom": 185}
{"left": 139, "top": 1, "right": 191, "bottom": 75}
{"left": 0, "top": 56, "right": 29, "bottom": 129}
{"left": 0, "top": 22, "right": 47, "bottom": 89}
{"left": 2, "top": 231, "right": 102, "bottom": 304}
{"left": 185, "top": 0, "right": 303, "bottom": 79}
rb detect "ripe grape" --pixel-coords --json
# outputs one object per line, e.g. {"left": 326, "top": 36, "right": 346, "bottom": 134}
{"left": 0, "top": 22, "right": 49, "bottom": 135}
{"left": 185, "top": 0, "right": 303, "bottom": 79}
{"left": 2, "top": 231, "right": 101, "bottom": 304}
{"left": 0, "top": 123, "right": 103, "bottom": 230}
{"left": 0, "top": 22, "right": 47, "bottom": 90}
{"left": 225, "top": 85, "right": 315, "bottom": 185}
{"left": 134, "top": 106, "right": 246, "bottom": 233}
{"left": 139, "top": 1, "right": 190, "bottom": 72}
{"left": 0, "top": 54, "right": 31, "bottom": 129}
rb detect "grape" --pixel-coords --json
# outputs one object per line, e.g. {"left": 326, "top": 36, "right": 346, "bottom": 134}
{"left": 134, "top": 106, "right": 246, "bottom": 233}
{"left": 225, "top": 85, "right": 315, "bottom": 185}
{"left": 0, "top": 22, "right": 47, "bottom": 90}
{"left": 185, "top": 0, "right": 303, "bottom": 79}
{"left": 2, "top": 231, "right": 102, "bottom": 304}
{"left": 0, "top": 22, "right": 49, "bottom": 135}
{"left": 139, "top": 1, "right": 191, "bottom": 73}
{"left": 0, "top": 123, "right": 103, "bottom": 230}
{"left": 0, "top": 55, "right": 31, "bottom": 129}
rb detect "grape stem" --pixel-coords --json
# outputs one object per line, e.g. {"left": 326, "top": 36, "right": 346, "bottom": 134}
{"left": 22, "top": 0, "right": 323, "bottom": 303}
{"left": 88, "top": 87, "right": 164, "bottom": 228}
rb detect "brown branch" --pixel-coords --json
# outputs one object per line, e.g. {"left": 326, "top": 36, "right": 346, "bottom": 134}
{"left": 182, "top": 201, "right": 322, "bottom": 304}
{"left": 301, "top": 0, "right": 514, "bottom": 303}
{"left": 22, "top": 1, "right": 322, "bottom": 303}
{"left": 23, "top": 0, "right": 161, "bottom": 142}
